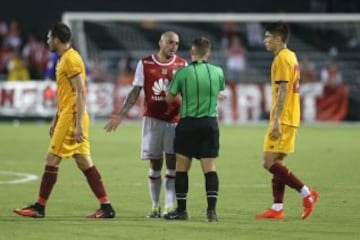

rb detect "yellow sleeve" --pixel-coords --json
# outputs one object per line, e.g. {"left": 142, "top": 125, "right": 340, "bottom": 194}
{"left": 64, "top": 52, "right": 83, "bottom": 79}
{"left": 273, "top": 55, "right": 291, "bottom": 83}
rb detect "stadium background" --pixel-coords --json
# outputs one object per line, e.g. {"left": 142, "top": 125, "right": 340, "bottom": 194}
{"left": 1, "top": 0, "right": 360, "bottom": 122}
{"left": 2, "top": 0, "right": 360, "bottom": 41}
{"left": 1, "top": 3, "right": 360, "bottom": 240}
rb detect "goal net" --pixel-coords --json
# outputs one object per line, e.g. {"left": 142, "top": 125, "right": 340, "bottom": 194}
{"left": 61, "top": 13, "right": 360, "bottom": 122}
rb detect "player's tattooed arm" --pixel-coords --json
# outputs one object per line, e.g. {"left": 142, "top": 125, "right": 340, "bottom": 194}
{"left": 118, "top": 86, "right": 142, "bottom": 118}
{"left": 49, "top": 112, "right": 58, "bottom": 137}
{"left": 274, "top": 81, "right": 288, "bottom": 122}
{"left": 104, "top": 86, "right": 142, "bottom": 132}
{"left": 270, "top": 81, "right": 288, "bottom": 139}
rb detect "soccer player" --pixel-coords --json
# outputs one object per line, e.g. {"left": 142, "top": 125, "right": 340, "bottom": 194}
{"left": 104, "top": 31, "right": 187, "bottom": 218}
{"left": 164, "top": 37, "right": 225, "bottom": 222}
{"left": 255, "top": 22, "right": 319, "bottom": 220}
{"left": 13, "top": 22, "right": 115, "bottom": 218}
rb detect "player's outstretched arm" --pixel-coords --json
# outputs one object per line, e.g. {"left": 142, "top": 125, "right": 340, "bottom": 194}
{"left": 104, "top": 86, "right": 142, "bottom": 132}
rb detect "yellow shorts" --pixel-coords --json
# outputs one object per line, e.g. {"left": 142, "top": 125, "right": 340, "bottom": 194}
{"left": 48, "top": 112, "right": 90, "bottom": 158}
{"left": 263, "top": 124, "right": 297, "bottom": 154}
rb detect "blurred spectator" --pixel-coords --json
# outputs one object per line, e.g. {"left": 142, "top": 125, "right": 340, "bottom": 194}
{"left": 44, "top": 52, "right": 58, "bottom": 80}
{"left": 300, "top": 56, "right": 320, "bottom": 122}
{"left": 320, "top": 60, "right": 343, "bottom": 88}
{"left": 1, "top": 20, "right": 22, "bottom": 79}
{"left": 116, "top": 67, "right": 134, "bottom": 86}
{"left": 300, "top": 56, "right": 318, "bottom": 83}
{"left": 225, "top": 35, "right": 247, "bottom": 83}
{"left": 3, "top": 20, "right": 22, "bottom": 51}
{"left": 347, "top": 22, "right": 360, "bottom": 48}
{"left": 328, "top": 46, "right": 338, "bottom": 58}
{"left": 22, "top": 31, "right": 51, "bottom": 79}
{"left": 0, "top": 43, "right": 15, "bottom": 76}
{"left": 0, "top": 18, "right": 7, "bottom": 45}
{"left": 221, "top": 21, "right": 240, "bottom": 49}
{"left": 7, "top": 54, "right": 30, "bottom": 81}
{"left": 116, "top": 58, "right": 135, "bottom": 86}
{"left": 113, "top": 55, "right": 136, "bottom": 113}
{"left": 246, "top": 22, "right": 263, "bottom": 47}
{"left": 224, "top": 35, "right": 247, "bottom": 122}
{"left": 87, "top": 52, "right": 108, "bottom": 83}
{"left": 317, "top": 60, "right": 348, "bottom": 121}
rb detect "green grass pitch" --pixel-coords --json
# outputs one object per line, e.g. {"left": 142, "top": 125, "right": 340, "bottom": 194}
{"left": 0, "top": 121, "right": 359, "bottom": 240}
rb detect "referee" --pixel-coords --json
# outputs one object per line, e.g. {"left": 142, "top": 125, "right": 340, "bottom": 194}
{"left": 164, "top": 37, "right": 225, "bottom": 222}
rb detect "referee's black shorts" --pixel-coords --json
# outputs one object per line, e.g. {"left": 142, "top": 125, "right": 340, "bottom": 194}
{"left": 174, "top": 117, "right": 219, "bottom": 159}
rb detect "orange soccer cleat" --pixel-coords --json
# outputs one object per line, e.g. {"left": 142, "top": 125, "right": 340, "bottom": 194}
{"left": 301, "top": 189, "right": 319, "bottom": 220}
{"left": 163, "top": 209, "right": 189, "bottom": 220}
{"left": 255, "top": 208, "right": 284, "bottom": 219}
{"left": 13, "top": 205, "right": 45, "bottom": 218}
{"left": 86, "top": 204, "right": 115, "bottom": 219}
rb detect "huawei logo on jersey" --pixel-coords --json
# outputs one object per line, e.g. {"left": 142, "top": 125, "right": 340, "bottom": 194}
{"left": 151, "top": 78, "right": 169, "bottom": 101}
{"left": 152, "top": 78, "right": 169, "bottom": 95}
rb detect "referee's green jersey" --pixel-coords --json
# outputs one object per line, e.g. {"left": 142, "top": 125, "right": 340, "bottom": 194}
{"left": 168, "top": 60, "right": 225, "bottom": 118}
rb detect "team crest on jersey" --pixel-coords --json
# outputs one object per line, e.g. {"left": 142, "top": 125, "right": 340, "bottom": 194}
{"left": 151, "top": 78, "right": 169, "bottom": 100}
{"left": 161, "top": 68, "right": 168, "bottom": 75}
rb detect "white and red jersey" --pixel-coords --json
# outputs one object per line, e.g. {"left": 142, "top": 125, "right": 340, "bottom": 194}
{"left": 133, "top": 54, "right": 187, "bottom": 122}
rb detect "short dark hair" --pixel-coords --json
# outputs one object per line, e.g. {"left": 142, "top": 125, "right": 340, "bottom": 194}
{"left": 265, "top": 22, "right": 290, "bottom": 43}
{"left": 192, "top": 37, "right": 211, "bottom": 56}
{"left": 50, "top": 22, "right": 72, "bottom": 43}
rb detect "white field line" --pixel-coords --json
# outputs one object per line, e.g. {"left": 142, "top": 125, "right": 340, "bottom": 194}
{"left": 0, "top": 171, "right": 39, "bottom": 184}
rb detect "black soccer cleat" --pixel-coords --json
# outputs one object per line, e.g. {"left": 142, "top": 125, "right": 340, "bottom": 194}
{"left": 163, "top": 209, "right": 189, "bottom": 220}
{"left": 206, "top": 210, "right": 218, "bottom": 222}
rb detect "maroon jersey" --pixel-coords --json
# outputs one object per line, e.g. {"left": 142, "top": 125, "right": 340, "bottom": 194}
{"left": 133, "top": 54, "right": 187, "bottom": 122}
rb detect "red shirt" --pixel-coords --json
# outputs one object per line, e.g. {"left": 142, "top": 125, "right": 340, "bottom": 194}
{"left": 133, "top": 54, "right": 187, "bottom": 122}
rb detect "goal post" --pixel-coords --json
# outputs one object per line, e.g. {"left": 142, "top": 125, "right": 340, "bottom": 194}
{"left": 62, "top": 12, "right": 360, "bottom": 81}
{"left": 63, "top": 12, "right": 360, "bottom": 23}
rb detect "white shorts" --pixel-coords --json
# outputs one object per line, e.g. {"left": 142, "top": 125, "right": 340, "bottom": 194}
{"left": 140, "top": 116, "right": 177, "bottom": 160}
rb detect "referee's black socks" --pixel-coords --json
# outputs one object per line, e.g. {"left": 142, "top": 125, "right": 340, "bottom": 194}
{"left": 175, "top": 171, "right": 188, "bottom": 212}
{"left": 205, "top": 171, "right": 219, "bottom": 211}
